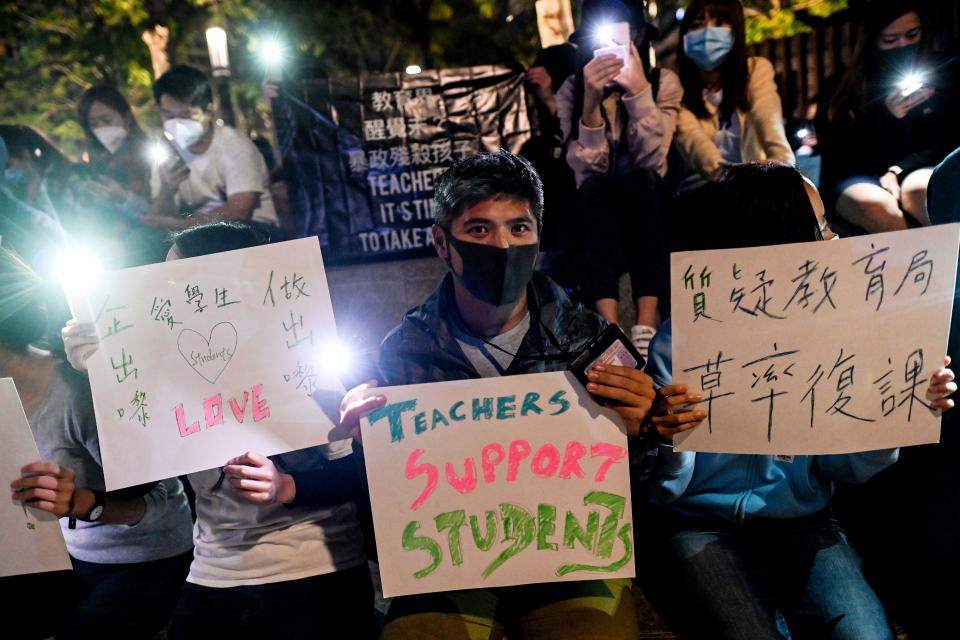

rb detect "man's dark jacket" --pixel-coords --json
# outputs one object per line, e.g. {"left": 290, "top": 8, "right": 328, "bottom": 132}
{"left": 378, "top": 271, "right": 605, "bottom": 385}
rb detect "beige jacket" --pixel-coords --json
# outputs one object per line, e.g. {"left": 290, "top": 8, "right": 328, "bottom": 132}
{"left": 675, "top": 56, "right": 795, "bottom": 180}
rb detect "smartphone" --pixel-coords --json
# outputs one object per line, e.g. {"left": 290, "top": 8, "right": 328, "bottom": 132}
{"left": 593, "top": 21, "right": 630, "bottom": 63}
{"left": 568, "top": 324, "right": 646, "bottom": 404}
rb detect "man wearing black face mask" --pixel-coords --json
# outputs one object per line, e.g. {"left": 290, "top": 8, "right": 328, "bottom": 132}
{"left": 339, "top": 150, "right": 702, "bottom": 639}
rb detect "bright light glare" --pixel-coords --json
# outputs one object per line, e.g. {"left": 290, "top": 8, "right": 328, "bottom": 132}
{"left": 260, "top": 37, "right": 285, "bottom": 66}
{"left": 676, "top": 7, "right": 686, "bottom": 20}
{"left": 317, "top": 340, "right": 354, "bottom": 377}
{"left": 53, "top": 248, "right": 104, "bottom": 322}
{"left": 147, "top": 141, "right": 170, "bottom": 164}
{"left": 594, "top": 22, "right": 615, "bottom": 47}
{"left": 898, "top": 72, "right": 925, "bottom": 97}
{"left": 405, "top": 64, "right": 422, "bottom": 75}
{"left": 795, "top": 127, "right": 810, "bottom": 139}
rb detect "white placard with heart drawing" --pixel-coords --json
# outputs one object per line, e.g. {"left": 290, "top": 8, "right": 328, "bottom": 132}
{"left": 67, "top": 237, "right": 344, "bottom": 489}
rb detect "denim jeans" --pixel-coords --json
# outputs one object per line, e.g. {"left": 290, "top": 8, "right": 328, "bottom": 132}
{"left": 636, "top": 512, "right": 893, "bottom": 640}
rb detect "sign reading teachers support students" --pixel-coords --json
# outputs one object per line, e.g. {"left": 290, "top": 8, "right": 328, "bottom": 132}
{"left": 670, "top": 224, "right": 960, "bottom": 455}
{"left": 361, "top": 372, "right": 635, "bottom": 598}
{"left": 0, "top": 379, "right": 72, "bottom": 577}
{"left": 69, "top": 238, "right": 343, "bottom": 490}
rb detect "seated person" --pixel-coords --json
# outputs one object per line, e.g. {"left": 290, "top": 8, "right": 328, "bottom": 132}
{"left": 145, "top": 66, "right": 281, "bottom": 234}
{"left": 817, "top": 0, "right": 960, "bottom": 232}
{"left": 673, "top": 0, "right": 795, "bottom": 184}
{"left": 556, "top": 0, "right": 682, "bottom": 356}
{"left": 340, "top": 149, "right": 698, "bottom": 640}
{"left": 5, "top": 247, "right": 193, "bottom": 639}
{"left": 637, "top": 162, "right": 955, "bottom": 640}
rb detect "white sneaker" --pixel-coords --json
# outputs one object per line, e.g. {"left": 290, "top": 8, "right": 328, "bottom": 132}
{"left": 630, "top": 324, "right": 657, "bottom": 360}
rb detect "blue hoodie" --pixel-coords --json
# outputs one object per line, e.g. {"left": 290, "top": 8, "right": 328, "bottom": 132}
{"left": 644, "top": 320, "right": 897, "bottom": 524}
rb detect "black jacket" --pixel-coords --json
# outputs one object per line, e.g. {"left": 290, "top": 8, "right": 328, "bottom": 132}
{"left": 378, "top": 271, "right": 606, "bottom": 385}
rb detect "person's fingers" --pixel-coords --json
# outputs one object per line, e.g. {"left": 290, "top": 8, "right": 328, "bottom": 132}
{"left": 10, "top": 474, "right": 60, "bottom": 491}
{"left": 651, "top": 409, "right": 707, "bottom": 427}
{"left": 341, "top": 394, "right": 388, "bottom": 425}
{"left": 658, "top": 384, "right": 690, "bottom": 397}
{"left": 16, "top": 487, "right": 59, "bottom": 504}
{"left": 588, "top": 381, "right": 652, "bottom": 411}
{"left": 655, "top": 420, "right": 702, "bottom": 439}
{"left": 664, "top": 393, "right": 703, "bottom": 408}
{"left": 588, "top": 365, "right": 655, "bottom": 398}
{"left": 222, "top": 464, "right": 271, "bottom": 482}
{"left": 20, "top": 461, "right": 65, "bottom": 477}
{"left": 228, "top": 477, "right": 271, "bottom": 493}
{"left": 224, "top": 451, "right": 268, "bottom": 468}
{"left": 340, "top": 380, "right": 380, "bottom": 410}
{"left": 22, "top": 499, "right": 59, "bottom": 513}
{"left": 236, "top": 491, "right": 272, "bottom": 504}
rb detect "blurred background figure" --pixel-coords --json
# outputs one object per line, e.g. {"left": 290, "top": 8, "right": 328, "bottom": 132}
{"left": 817, "top": 0, "right": 960, "bottom": 233}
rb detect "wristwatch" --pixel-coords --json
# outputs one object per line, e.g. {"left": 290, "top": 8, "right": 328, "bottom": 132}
{"left": 68, "top": 489, "right": 106, "bottom": 529}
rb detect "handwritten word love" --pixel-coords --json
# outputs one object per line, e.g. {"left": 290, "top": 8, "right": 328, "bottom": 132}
{"left": 405, "top": 439, "right": 627, "bottom": 511}
{"left": 403, "top": 490, "right": 632, "bottom": 580}
{"left": 175, "top": 385, "right": 271, "bottom": 437}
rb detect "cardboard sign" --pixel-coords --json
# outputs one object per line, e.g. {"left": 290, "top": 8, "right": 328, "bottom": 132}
{"left": 670, "top": 224, "right": 960, "bottom": 454}
{"left": 1, "top": 379, "right": 72, "bottom": 577}
{"left": 68, "top": 238, "right": 344, "bottom": 489}
{"left": 361, "top": 371, "right": 635, "bottom": 597}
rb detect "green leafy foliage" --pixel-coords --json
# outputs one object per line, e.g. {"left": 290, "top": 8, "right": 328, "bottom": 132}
{"left": 0, "top": 0, "right": 539, "bottom": 157}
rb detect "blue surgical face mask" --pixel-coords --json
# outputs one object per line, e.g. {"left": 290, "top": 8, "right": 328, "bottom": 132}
{"left": 683, "top": 26, "right": 735, "bottom": 71}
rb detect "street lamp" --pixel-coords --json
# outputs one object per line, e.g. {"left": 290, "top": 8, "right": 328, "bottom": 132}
{"left": 205, "top": 26, "right": 236, "bottom": 127}
{"left": 205, "top": 27, "right": 230, "bottom": 77}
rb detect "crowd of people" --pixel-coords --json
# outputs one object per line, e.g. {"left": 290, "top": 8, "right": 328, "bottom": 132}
{"left": 3, "top": 0, "right": 960, "bottom": 638}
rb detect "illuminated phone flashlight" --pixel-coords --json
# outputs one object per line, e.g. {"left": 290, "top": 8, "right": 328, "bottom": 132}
{"left": 795, "top": 127, "right": 810, "bottom": 140}
{"left": 898, "top": 71, "right": 926, "bottom": 97}
{"left": 316, "top": 339, "right": 354, "bottom": 378}
{"left": 594, "top": 22, "right": 617, "bottom": 47}
{"left": 259, "top": 35, "right": 286, "bottom": 83}
{"left": 147, "top": 140, "right": 170, "bottom": 165}
{"left": 53, "top": 247, "right": 104, "bottom": 323}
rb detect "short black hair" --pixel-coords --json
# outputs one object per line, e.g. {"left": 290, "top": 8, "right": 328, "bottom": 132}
{"left": 675, "top": 162, "right": 821, "bottom": 252}
{"left": 153, "top": 65, "right": 214, "bottom": 109}
{"left": 172, "top": 222, "right": 271, "bottom": 258}
{"left": 433, "top": 150, "right": 544, "bottom": 230}
{"left": 719, "top": 162, "right": 822, "bottom": 246}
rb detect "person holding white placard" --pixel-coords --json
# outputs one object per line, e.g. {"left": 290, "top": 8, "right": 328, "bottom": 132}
{"left": 138, "top": 223, "right": 376, "bottom": 639}
{"left": 340, "top": 150, "right": 701, "bottom": 640}
{"left": 2, "top": 247, "right": 194, "bottom": 639}
{"left": 637, "top": 162, "right": 956, "bottom": 640}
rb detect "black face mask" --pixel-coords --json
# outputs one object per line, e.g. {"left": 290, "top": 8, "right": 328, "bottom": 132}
{"left": 877, "top": 43, "right": 919, "bottom": 74}
{"left": 444, "top": 233, "right": 539, "bottom": 307}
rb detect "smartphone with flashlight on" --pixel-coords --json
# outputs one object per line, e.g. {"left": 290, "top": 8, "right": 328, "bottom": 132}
{"left": 898, "top": 71, "right": 926, "bottom": 97}
{"left": 593, "top": 21, "right": 631, "bottom": 64}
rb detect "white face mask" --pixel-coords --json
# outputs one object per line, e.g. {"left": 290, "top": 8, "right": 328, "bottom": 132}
{"left": 93, "top": 125, "right": 127, "bottom": 154}
{"left": 164, "top": 118, "right": 205, "bottom": 150}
